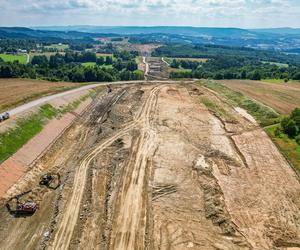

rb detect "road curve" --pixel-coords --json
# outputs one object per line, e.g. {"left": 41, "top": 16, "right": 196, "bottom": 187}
{"left": 6, "top": 81, "right": 135, "bottom": 116}
{"left": 6, "top": 80, "right": 182, "bottom": 117}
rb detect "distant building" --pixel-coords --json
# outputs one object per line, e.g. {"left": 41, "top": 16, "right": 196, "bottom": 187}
{"left": 17, "top": 49, "right": 27, "bottom": 54}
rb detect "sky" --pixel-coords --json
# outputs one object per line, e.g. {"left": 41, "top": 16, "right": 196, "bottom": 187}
{"left": 0, "top": 0, "right": 299, "bottom": 28}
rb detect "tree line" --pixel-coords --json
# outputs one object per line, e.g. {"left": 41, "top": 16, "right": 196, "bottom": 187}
{"left": 278, "top": 108, "right": 300, "bottom": 145}
{"left": 169, "top": 56, "right": 300, "bottom": 81}
{"left": 0, "top": 51, "right": 144, "bottom": 82}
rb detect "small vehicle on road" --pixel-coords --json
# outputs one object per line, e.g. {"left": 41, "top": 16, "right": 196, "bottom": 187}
{"left": 0, "top": 112, "right": 10, "bottom": 122}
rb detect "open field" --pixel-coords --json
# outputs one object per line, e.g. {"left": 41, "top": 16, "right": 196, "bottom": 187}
{"left": 217, "top": 79, "right": 300, "bottom": 114}
{"left": 261, "top": 61, "right": 289, "bottom": 68}
{"left": 165, "top": 57, "right": 208, "bottom": 63}
{"left": 81, "top": 62, "right": 96, "bottom": 67}
{"left": 81, "top": 62, "right": 113, "bottom": 69}
{"left": 0, "top": 54, "right": 27, "bottom": 64}
{"left": 0, "top": 81, "right": 299, "bottom": 250}
{"left": 262, "top": 79, "right": 300, "bottom": 84}
{"left": 0, "top": 79, "right": 81, "bottom": 112}
{"left": 96, "top": 53, "right": 113, "bottom": 57}
{"left": 168, "top": 67, "right": 192, "bottom": 73}
{"left": 44, "top": 44, "right": 69, "bottom": 51}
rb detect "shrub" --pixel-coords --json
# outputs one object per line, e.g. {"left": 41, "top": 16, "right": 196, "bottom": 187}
{"left": 283, "top": 119, "right": 298, "bottom": 138}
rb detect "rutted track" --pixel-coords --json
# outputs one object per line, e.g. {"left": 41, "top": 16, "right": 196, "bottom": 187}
{"left": 0, "top": 82, "right": 300, "bottom": 250}
{"left": 109, "top": 86, "right": 160, "bottom": 249}
{"left": 50, "top": 86, "right": 162, "bottom": 250}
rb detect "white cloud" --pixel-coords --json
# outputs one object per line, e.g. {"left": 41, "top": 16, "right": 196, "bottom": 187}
{"left": 0, "top": 0, "right": 299, "bottom": 27}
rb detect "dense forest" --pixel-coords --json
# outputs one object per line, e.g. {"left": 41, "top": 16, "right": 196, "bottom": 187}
{"left": 169, "top": 57, "right": 300, "bottom": 80}
{"left": 156, "top": 44, "right": 300, "bottom": 80}
{"left": 0, "top": 51, "right": 144, "bottom": 82}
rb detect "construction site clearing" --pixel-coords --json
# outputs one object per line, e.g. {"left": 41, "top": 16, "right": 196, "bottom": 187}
{"left": 0, "top": 81, "right": 299, "bottom": 250}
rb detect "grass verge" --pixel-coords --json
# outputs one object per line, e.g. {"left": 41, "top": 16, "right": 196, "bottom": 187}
{"left": 198, "top": 80, "right": 280, "bottom": 126}
{"left": 266, "top": 125, "right": 300, "bottom": 174}
{"left": 0, "top": 89, "right": 97, "bottom": 163}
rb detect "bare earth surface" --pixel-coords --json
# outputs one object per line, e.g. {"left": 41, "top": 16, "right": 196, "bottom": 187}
{"left": 0, "top": 81, "right": 299, "bottom": 250}
{"left": 217, "top": 79, "right": 300, "bottom": 114}
{"left": 0, "top": 78, "right": 80, "bottom": 112}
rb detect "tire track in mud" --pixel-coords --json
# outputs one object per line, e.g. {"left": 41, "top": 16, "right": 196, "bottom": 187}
{"left": 109, "top": 86, "right": 160, "bottom": 250}
{"left": 50, "top": 86, "right": 161, "bottom": 250}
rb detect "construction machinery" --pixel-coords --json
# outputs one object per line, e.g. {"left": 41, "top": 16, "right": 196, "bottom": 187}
{"left": 39, "top": 173, "right": 61, "bottom": 189}
{"left": 107, "top": 85, "right": 112, "bottom": 93}
{"left": 6, "top": 190, "right": 38, "bottom": 216}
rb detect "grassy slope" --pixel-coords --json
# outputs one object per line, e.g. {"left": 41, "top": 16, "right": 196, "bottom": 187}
{"left": 0, "top": 54, "right": 27, "bottom": 64}
{"left": 199, "top": 80, "right": 300, "bottom": 174}
{"left": 0, "top": 89, "right": 98, "bottom": 163}
{"left": 198, "top": 80, "right": 280, "bottom": 126}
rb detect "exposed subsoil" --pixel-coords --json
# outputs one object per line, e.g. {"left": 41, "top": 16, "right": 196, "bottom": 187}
{"left": 0, "top": 82, "right": 299, "bottom": 250}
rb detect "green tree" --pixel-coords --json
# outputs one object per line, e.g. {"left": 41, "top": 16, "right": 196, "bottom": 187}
{"left": 105, "top": 56, "right": 113, "bottom": 65}
{"left": 250, "top": 71, "right": 261, "bottom": 80}
{"left": 291, "top": 108, "right": 300, "bottom": 127}
{"left": 282, "top": 119, "right": 298, "bottom": 138}
{"left": 96, "top": 57, "right": 105, "bottom": 65}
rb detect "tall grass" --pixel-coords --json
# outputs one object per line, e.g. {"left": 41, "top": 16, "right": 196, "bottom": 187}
{"left": 198, "top": 80, "right": 280, "bottom": 126}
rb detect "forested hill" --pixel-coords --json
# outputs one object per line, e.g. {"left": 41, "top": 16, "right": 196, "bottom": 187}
{"left": 1, "top": 26, "right": 300, "bottom": 52}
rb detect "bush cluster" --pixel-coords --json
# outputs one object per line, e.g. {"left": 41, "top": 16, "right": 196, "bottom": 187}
{"left": 280, "top": 108, "right": 300, "bottom": 144}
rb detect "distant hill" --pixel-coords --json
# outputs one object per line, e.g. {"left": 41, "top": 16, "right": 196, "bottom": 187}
{"left": 0, "top": 27, "right": 110, "bottom": 41}
{"left": 34, "top": 25, "right": 300, "bottom": 36}
{"left": 35, "top": 26, "right": 259, "bottom": 38}
{"left": 250, "top": 28, "right": 300, "bottom": 35}
{"left": 1, "top": 26, "right": 299, "bottom": 52}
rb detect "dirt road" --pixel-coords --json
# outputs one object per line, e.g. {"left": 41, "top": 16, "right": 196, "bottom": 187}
{"left": 109, "top": 86, "right": 161, "bottom": 250}
{"left": 51, "top": 86, "right": 161, "bottom": 250}
{"left": 0, "top": 81, "right": 299, "bottom": 250}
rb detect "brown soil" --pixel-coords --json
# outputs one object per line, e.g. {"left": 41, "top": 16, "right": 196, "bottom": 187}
{"left": 217, "top": 80, "right": 300, "bottom": 114}
{"left": 0, "top": 78, "right": 80, "bottom": 112}
{"left": 0, "top": 81, "right": 299, "bottom": 250}
{"left": 146, "top": 57, "right": 169, "bottom": 80}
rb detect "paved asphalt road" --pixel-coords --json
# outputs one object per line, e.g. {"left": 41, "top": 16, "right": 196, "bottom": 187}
{"left": 6, "top": 81, "right": 140, "bottom": 116}
{"left": 5, "top": 79, "right": 182, "bottom": 117}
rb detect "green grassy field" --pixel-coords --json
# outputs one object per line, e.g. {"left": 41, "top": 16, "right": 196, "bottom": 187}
{"left": 101, "top": 64, "right": 113, "bottom": 69}
{"left": 165, "top": 57, "right": 208, "bottom": 64}
{"left": 81, "top": 62, "right": 96, "bottom": 67}
{"left": 261, "top": 61, "right": 289, "bottom": 68}
{"left": 168, "top": 67, "right": 192, "bottom": 73}
{"left": 0, "top": 54, "right": 27, "bottom": 64}
{"left": 262, "top": 79, "right": 300, "bottom": 84}
{"left": 81, "top": 62, "right": 114, "bottom": 69}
